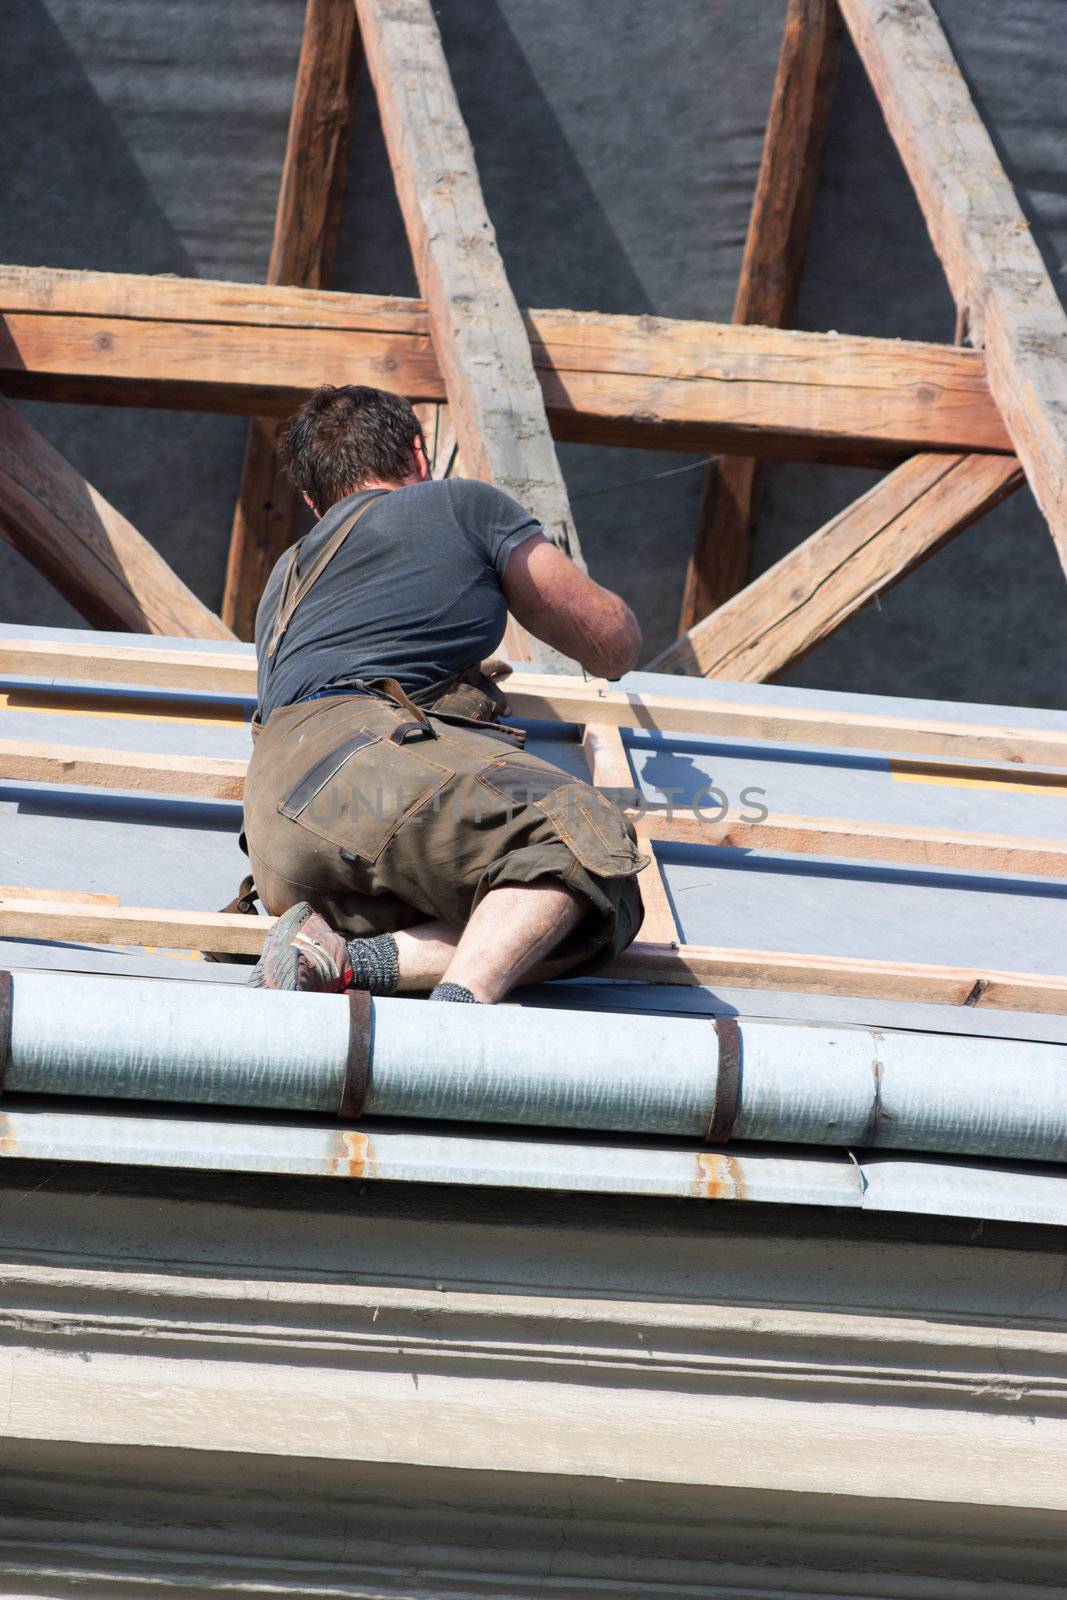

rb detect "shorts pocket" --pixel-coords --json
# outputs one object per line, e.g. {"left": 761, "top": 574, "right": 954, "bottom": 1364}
{"left": 537, "top": 781, "right": 648, "bottom": 879}
{"left": 278, "top": 728, "right": 455, "bottom": 864}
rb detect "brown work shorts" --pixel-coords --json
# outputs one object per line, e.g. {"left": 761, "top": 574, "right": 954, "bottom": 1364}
{"left": 243, "top": 694, "right": 647, "bottom": 969}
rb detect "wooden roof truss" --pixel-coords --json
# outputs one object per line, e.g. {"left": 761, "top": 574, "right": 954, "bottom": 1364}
{"left": 1, "top": 0, "right": 1063, "bottom": 671}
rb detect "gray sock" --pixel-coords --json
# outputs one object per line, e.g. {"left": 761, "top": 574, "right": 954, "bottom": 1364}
{"left": 430, "top": 982, "right": 479, "bottom": 1003}
{"left": 346, "top": 933, "right": 400, "bottom": 995}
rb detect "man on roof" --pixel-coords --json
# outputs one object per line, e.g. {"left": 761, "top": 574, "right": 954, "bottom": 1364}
{"left": 244, "top": 384, "right": 647, "bottom": 1004}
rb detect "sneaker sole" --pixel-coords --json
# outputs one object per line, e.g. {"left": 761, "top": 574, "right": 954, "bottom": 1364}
{"left": 246, "top": 901, "right": 315, "bottom": 990}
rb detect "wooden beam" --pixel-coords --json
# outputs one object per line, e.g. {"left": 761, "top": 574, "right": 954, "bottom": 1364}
{"left": 4, "top": 637, "right": 1067, "bottom": 771}
{"left": 838, "top": 0, "right": 1067, "bottom": 572}
{"left": 353, "top": 0, "right": 581, "bottom": 591}
{"left": 5, "top": 735, "right": 1066, "bottom": 879}
{"left": 681, "top": 0, "right": 843, "bottom": 629}
{"left": 0, "top": 399, "right": 233, "bottom": 639}
{"left": 222, "top": 0, "right": 362, "bottom": 640}
{"left": 1, "top": 892, "right": 1062, "bottom": 1013}
{"left": 656, "top": 452, "right": 1023, "bottom": 678}
{"left": 0, "top": 265, "right": 1012, "bottom": 464}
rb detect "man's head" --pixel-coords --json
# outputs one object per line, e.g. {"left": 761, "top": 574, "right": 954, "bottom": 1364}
{"left": 280, "top": 385, "right": 428, "bottom": 516}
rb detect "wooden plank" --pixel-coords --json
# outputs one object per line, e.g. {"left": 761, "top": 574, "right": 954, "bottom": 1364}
{"left": 5, "top": 735, "right": 1066, "bottom": 879}
{"left": 0, "top": 885, "right": 119, "bottom": 906}
{"left": 656, "top": 453, "right": 1023, "bottom": 678}
{"left": 580, "top": 724, "right": 679, "bottom": 943}
{"left": 353, "top": 0, "right": 581, "bottom": 593}
{"left": 0, "top": 897, "right": 267, "bottom": 956}
{"left": 603, "top": 943, "right": 1067, "bottom": 1015}
{"left": 839, "top": 0, "right": 1067, "bottom": 571}
{"left": 681, "top": 0, "right": 843, "bottom": 628}
{"left": 0, "top": 739, "right": 247, "bottom": 800}
{"left": 0, "top": 265, "right": 1012, "bottom": 463}
{"left": 1, "top": 893, "right": 1062, "bottom": 1013}
{"left": 222, "top": 0, "right": 362, "bottom": 640}
{"left": 4, "top": 637, "right": 1067, "bottom": 770}
{"left": 645, "top": 807, "right": 1067, "bottom": 880}
{"left": 507, "top": 673, "right": 1067, "bottom": 768}
{"left": 0, "top": 399, "right": 233, "bottom": 639}
{"left": 581, "top": 723, "right": 640, "bottom": 804}
{"left": 632, "top": 831, "right": 681, "bottom": 946}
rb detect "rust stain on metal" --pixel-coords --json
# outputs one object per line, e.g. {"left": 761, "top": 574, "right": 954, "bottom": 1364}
{"left": 694, "top": 1151, "right": 746, "bottom": 1201}
{"left": 327, "top": 1128, "right": 372, "bottom": 1179}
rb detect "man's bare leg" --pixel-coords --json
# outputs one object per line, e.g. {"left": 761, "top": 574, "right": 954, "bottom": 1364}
{"left": 252, "top": 892, "right": 582, "bottom": 1001}
{"left": 391, "top": 897, "right": 583, "bottom": 999}
{"left": 391, "top": 920, "right": 458, "bottom": 991}
{"left": 436, "top": 882, "right": 584, "bottom": 1003}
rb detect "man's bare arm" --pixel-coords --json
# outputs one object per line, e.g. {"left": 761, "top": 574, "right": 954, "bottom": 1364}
{"left": 502, "top": 533, "right": 642, "bottom": 678}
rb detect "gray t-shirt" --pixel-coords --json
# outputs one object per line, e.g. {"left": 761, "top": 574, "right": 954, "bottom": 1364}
{"left": 254, "top": 478, "right": 540, "bottom": 721}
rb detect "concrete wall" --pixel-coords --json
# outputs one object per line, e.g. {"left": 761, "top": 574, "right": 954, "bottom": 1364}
{"left": 2, "top": 0, "right": 1065, "bottom": 707}
{"left": 0, "top": 1160, "right": 1064, "bottom": 1594}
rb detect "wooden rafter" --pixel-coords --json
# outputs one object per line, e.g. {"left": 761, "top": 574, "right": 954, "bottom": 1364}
{"left": 0, "top": 266, "right": 1012, "bottom": 463}
{"left": 0, "top": 400, "right": 232, "bottom": 639}
{"left": 655, "top": 452, "right": 1022, "bottom": 678}
{"left": 839, "top": 0, "right": 1067, "bottom": 573}
{"left": 222, "top": 0, "right": 362, "bottom": 640}
{"left": 3, "top": 636, "right": 1067, "bottom": 772}
{"left": 680, "top": 0, "right": 843, "bottom": 631}
{"left": 0, "top": 891, "right": 1061, "bottom": 1013}
{"left": 352, "top": 0, "right": 580, "bottom": 570}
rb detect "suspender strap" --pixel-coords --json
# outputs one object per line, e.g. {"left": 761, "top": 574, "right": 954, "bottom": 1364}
{"left": 266, "top": 489, "right": 391, "bottom": 661}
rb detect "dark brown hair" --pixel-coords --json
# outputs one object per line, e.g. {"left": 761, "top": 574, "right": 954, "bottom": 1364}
{"left": 280, "top": 385, "right": 423, "bottom": 512}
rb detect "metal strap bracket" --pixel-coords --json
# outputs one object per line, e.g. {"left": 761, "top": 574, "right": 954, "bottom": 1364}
{"left": 339, "top": 988, "right": 373, "bottom": 1120}
{"left": 706, "top": 1017, "right": 742, "bottom": 1144}
{"left": 0, "top": 971, "right": 12, "bottom": 1099}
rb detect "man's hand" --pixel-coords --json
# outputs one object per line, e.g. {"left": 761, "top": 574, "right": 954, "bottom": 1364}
{"left": 502, "top": 534, "right": 642, "bottom": 678}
